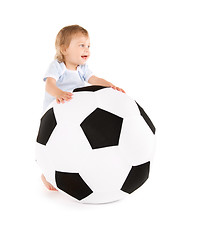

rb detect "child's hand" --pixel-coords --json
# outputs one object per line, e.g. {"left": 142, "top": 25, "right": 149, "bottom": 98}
{"left": 56, "top": 91, "right": 73, "bottom": 104}
{"left": 111, "top": 85, "right": 126, "bottom": 93}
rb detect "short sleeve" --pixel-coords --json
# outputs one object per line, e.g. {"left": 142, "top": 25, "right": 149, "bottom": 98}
{"left": 43, "top": 60, "right": 62, "bottom": 81}
{"left": 80, "top": 64, "right": 94, "bottom": 82}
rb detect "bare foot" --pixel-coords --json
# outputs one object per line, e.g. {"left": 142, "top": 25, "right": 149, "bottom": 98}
{"left": 41, "top": 174, "right": 58, "bottom": 191}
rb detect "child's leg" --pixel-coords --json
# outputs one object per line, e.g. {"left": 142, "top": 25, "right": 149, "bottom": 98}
{"left": 41, "top": 174, "right": 58, "bottom": 191}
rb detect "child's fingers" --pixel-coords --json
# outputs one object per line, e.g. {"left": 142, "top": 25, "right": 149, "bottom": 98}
{"left": 57, "top": 94, "right": 72, "bottom": 104}
{"left": 114, "top": 87, "right": 121, "bottom": 91}
{"left": 64, "top": 96, "right": 72, "bottom": 101}
{"left": 120, "top": 88, "right": 126, "bottom": 93}
{"left": 60, "top": 98, "right": 65, "bottom": 104}
{"left": 64, "top": 92, "right": 73, "bottom": 97}
{"left": 115, "top": 87, "right": 126, "bottom": 93}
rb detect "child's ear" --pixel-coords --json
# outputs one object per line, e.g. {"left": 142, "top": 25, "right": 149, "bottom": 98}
{"left": 61, "top": 45, "right": 67, "bottom": 55}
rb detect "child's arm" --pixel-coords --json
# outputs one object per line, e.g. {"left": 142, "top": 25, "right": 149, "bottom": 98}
{"left": 88, "top": 75, "right": 125, "bottom": 93}
{"left": 45, "top": 77, "right": 73, "bottom": 104}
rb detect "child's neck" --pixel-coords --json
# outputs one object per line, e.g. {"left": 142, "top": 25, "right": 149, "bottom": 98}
{"left": 64, "top": 62, "right": 78, "bottom": 71}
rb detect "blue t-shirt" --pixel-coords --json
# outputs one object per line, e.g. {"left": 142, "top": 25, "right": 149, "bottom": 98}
{"left": 43, "top": 60, "right": 93, "bottom": 110}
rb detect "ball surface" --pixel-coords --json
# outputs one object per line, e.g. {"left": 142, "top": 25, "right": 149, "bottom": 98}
{"left": 36, "top": 86, "right": 156, "bottom": 204}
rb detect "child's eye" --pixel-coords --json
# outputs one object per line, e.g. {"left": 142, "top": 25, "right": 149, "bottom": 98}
{"left": 79, "top": 44, "right": 90, "bottom": 48}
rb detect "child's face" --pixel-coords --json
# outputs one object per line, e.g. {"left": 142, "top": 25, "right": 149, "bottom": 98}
{"left": 62, "top": 33, "right": 90, "bottom": 69}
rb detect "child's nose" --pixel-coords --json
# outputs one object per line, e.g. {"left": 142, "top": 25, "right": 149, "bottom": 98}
{"left": 84, "top": 47, "right": 89, "bottom": 53}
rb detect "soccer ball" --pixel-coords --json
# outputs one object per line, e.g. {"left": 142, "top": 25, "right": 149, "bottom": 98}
{"left": 36, "top": 86, "right": 156, "bottom": 204}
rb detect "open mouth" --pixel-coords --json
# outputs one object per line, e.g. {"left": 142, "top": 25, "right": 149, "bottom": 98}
{"left": 81, "top": 55, "right": 88, "bottom": 60}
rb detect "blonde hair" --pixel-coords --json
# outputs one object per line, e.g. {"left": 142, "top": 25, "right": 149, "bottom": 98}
{"left": 55, "top": 25, "right": 89, "bottom": 62}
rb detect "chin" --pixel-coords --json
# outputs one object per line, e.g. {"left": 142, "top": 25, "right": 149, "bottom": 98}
{"left": 79, "top": 61, "right": 87, "bottom": 65}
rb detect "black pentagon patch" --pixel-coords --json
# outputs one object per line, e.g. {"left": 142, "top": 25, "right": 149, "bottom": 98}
{"left": 80, "top": 108, "right": 123, "bottom": 149}
{"left": 121, "top": 162, "right": 150, "bottom": 194}
{"left": 36, "top": 108, "right": 57, "bottom": 145}
{"left": 73, "top": 85, "right": 109, "bottom": 92}
{"left": 55, "top": 171, "right": 93, "bottom": 201}
{"left": 135, "top": 102, "right": 156, "bottom": 134}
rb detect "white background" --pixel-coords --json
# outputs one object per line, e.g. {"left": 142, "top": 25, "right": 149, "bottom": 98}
{"left": 0, "top": 0, "right": 196, "bottom": 239}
